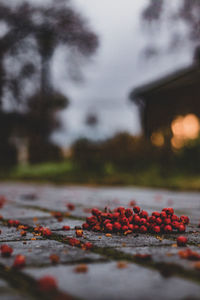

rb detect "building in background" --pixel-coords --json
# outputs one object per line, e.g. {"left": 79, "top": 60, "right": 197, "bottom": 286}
{"left": 130, "top": 53, "right": 200, "bottom": 150}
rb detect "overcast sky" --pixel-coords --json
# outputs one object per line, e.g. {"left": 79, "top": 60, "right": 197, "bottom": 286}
{"left": 49, "top": 0, "right": 193, "bottom": 146}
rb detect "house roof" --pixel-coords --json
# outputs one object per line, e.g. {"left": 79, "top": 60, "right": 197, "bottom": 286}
{"left": 130, "top": 62, "right": 200, "bottom": 103}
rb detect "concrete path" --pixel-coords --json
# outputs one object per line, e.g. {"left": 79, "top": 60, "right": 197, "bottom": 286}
{"left": 0, "top": 183, "right": 200, "bottom": 300}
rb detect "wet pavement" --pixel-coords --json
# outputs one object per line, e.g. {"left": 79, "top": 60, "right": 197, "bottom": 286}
{"left": 0, "top": 182, "right": 200, "bottom": 300}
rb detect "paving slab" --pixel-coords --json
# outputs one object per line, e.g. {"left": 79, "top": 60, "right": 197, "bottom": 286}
{"left": 17, "top": 216, "right": 82, "bottom": 230}
{"left": 118, "top": 244, "right": 200, "bottom": 271}
{"left": 0, "top": 204, "right": 50, "bottom": 220}
{"left": 0, "top": 225, "right": 41, "bottom": 242}
{"left": 1, "top": 183, "right": 199, "bottom": 216}
{"left": 24, "top": 262, "right": 200, "bottom": 300}
{"left": 0, "top": 240, "right": 103, "bottom": 268}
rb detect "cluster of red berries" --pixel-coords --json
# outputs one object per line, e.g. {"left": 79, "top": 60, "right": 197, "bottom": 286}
{"left": 82, "top": 206, "right": 189, "bottom": 234}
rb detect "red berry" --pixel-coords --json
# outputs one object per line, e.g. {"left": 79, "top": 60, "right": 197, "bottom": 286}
{"left": 38, "top": 276, "right": 57, "bottom": 292}
{"left": 112, "top": 212, "right": 120, "bottom": 219}
{"left": 171, "top": 215, "right": 179, "bottom": 222}
{"left": 117, "top": 207, "right": 125, "bottom": 215}
{"left": 103, "top": 219, "right": 111, "bottom": 226}
{"left": 178, "top": 224, "right": 186, "bottom": 232}
{"left": 129, "top": 200, "right": 136, "bottom": 207}
{"left": 62, "top": 225, "right": 70, "bottom": 231}
{"left": 132, "top": 225, "right": 139, "bottom": 232}
{"left": 13, "top": 255, "right": 26, "bottom": 268}
{"left": 133, "top": 215, "right": 140, "bottom": 224}
{"left": 164, "top": 218, "right": 171, "bottom": 225}
{"left": 93, "top": 224, "right": 101, "bottom": 231}
{"left": 122, "top": 225, "right": 129, "bottom": 232}
{"left": 91, "top": 208, "right": 100, "bottom": 216}
{"left": 156, "top": 217, "right": 162, "bottom": 225}
{"left": 1, "top": 244, "right": 13, "bottom": 257}
{"left": 8, "top": 220, "right": 15, "bottom": 227}
{"left": 105, "top": 223, "right": 113, "bottom": 232}
{"left": 180, "top": 216, "right": 189, "bottom": 225}
{"left": 160, "top": 211, "right": 167, "bottom": 219}
{"left": 133, "top": 206, "right": 140, "bottom": 213}
{"left": 140, "top": 218, "right": 147, "bottom": 225}
{"left": 152, "top": 211, "right": 160, "bottom": 218}
{"left": 149, "top": 216, "right": 156, "bottom": 223}
{"left": 86, "top": 216, "right": 97, "bottom": 225}
{"left": 100, "top": 213, "right": 108, "bottom": 220}
{"left": 153, "top": 226, "right": 161, "bottom": 233}
{"left": 82, "top": 223, "right": 89, "bottom": 230}
{"left": 121, "top": 217, "right": 129, "bottom": 225}
{"left": 146, "top": 222, "right": 150, "bottom": 228}
{"left": 177, "top": 236, "right": 187, "bottom": 246}
{"left": 128, "top": 224, "right": 134, "bottom": 231}
{"left": 42, "top": 228, "right": 52, "bottom": 237}
{"left": 166, "top": 208, "right": 174, "bottom": 215}
{"left": 68, "top": 238, "right": 81, "bottom": 247}
{"left": 140, "top": 225, "right": 147, "bottom": 233}
{"left": 67, "top": 203, "right": 75, "bottom": 211}
{"left": 172, "top": 221, "right": 180, "bottom": 229}
{"left": 128, "top": 216, "right": 133, "bottom": 223}
{"left": 140, "top": 210, "right": 148, "bottom": 218}
{"left": 164, "top": 225, "right": 172, "bottom": 233}
{"left": 125, "top": 209, "right": 133, "bottom": 217}
{"left": 84, "top": 242, "right": 93, "bottom": 250}
{"left": 14, "top": 220, "right": 20, "bottom": 227}
{"left": 113, "top": 222, "right": 121, "bottom": 231}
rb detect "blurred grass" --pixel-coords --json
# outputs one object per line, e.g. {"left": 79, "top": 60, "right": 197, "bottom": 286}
{"left": 1, "top": 160, "right": 200, "bottom": 191}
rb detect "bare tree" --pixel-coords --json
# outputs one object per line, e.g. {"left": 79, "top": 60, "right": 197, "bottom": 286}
{"left": 0, "top": 0, "right": 98, "bottom": 164}
{"left": 142, "top": 0, "right": 200, "bottom": 58}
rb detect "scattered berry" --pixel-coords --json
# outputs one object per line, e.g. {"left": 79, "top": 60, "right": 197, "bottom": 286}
{"left": 177, "top": 236, "right": 187, "bottom": 247}
{"left": 1, "top": 244, "right": 13, "bottom": 257}
{"left": 38, "top": 276, "right": 57, "bottom": 292}
{"left": 76, "top": 229, "right": 83, "bottom": 237}
{"left": 50, "top": 254, "right": 60, "bottom": 264}
{"left": 62, "top": 225, "right": 70, "bottom": 231}
{"left": 13, "top": 255, "right": 26, "bottom": 268}
{"left": 66, "top": 203, "right": 75, "bottom": 211}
